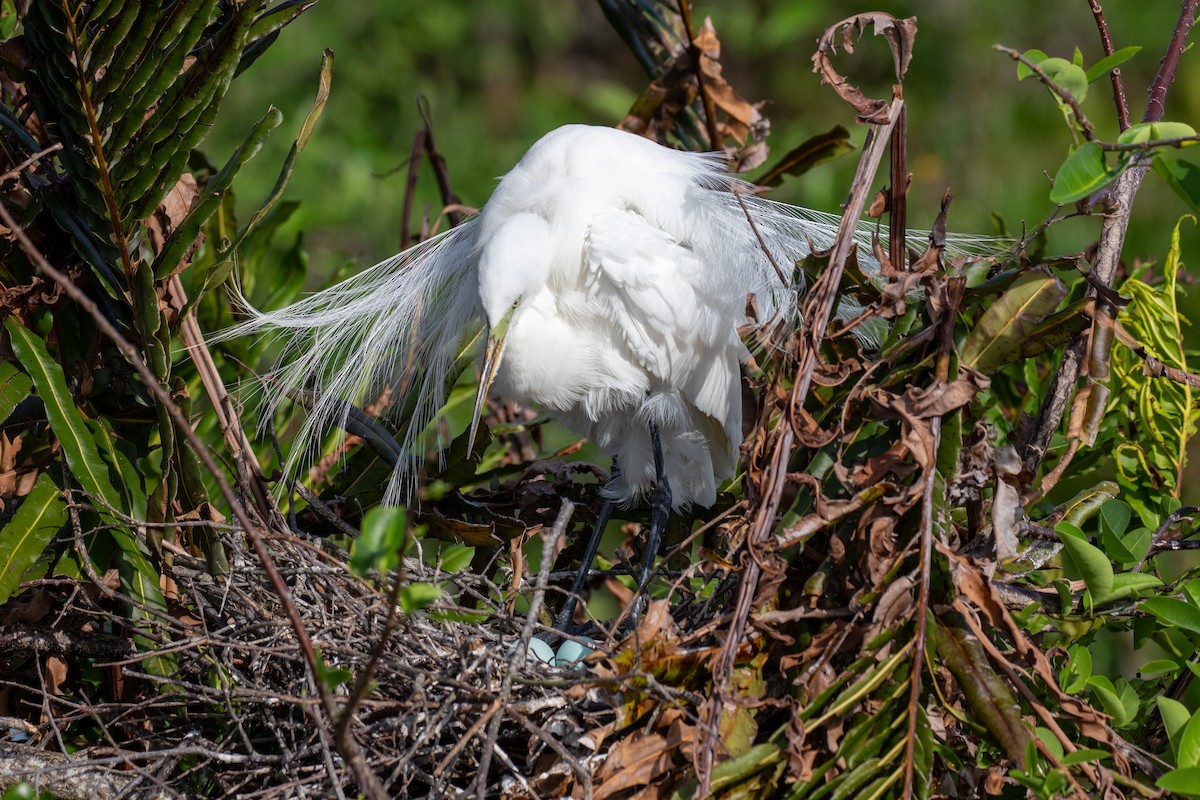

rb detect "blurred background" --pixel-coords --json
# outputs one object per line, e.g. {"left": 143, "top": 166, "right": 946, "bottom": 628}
{"left": 205, "top": 0, "right": 1200, "bottom": 284}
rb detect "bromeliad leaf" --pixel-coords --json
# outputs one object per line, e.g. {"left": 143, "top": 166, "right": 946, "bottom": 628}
{"left": 5, "top": 318, "right": 122, "bottom": 509}
{"left": 0, "top": 361, "right": 33, "bottom": 422}
{"left": 0, "top": 473, "right": 67, "bottom": 605}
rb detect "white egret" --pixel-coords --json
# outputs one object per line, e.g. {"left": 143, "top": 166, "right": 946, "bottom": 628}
{"left": 217, "top": 124, "right": 990, "bottom": 628}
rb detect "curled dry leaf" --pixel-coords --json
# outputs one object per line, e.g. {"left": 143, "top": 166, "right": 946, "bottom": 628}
{"left": 812, "top": 13, "right": 919, "bottom": 123}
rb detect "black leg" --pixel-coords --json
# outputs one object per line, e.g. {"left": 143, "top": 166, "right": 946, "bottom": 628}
{"left": 631, "top": 421, "right": 671, "bottom": 623}
{"left": 552, "top": 462, "right": 619, "bottom": 633}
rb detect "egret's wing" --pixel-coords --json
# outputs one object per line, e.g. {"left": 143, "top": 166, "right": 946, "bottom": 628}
{"left": 583, "top": 208, "right": 744, "bottom": 438}
{"left": 210, "top": 220, "right": 483, "bottom": 503}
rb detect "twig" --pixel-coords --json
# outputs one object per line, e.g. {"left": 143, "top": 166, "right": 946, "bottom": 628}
{"left": 1086, "top": 0, "right": 1132, "bottom": 130}
{"left": 0, "top": 142, "right": 61, "bottom": 184}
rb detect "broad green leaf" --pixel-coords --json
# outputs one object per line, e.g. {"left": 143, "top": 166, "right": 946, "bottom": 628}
{"left": 1118, "top": 121, "right": 1198, "bottom": 146}
{"left": 1098, "top": 500, "right": 1131, "bottom": 538}
{"left": 1140, "top": 659, "right": 1182, "bottom": 679}
{"left": 5, "top": 318, "right": 122, "bottom": 508}
{"left": 0, "top": 361, "right": 33, "bottom": 422}
{"left": 1105, "top": 573, "right": 1162, "bottom": 602}
{"left": 1158, "top": 767, "right": 1200, "bottom": 798}
{"left": 350, "top": 506, "right": 407, "bottom": 578}
{"left": 1036, "top": 57, "right": 1089, "bottom": 104}
{"left": 961, "top": 268, "right": 1066, "bottom": 372}
{"left": 87, "top": 419, "right": 147, "bottom": 520}
{"left": 1160, "top": 696, "right": 1192, "bottom": 760}
{"left": 1050, "top": 142, "right": 1123, "bottom": 204}
{"left": 1015, "top": 299, "right": 1091, "bottom": 361}
{"left": 0, "top": 474, "right": 67, "bottom": 604}
{"left": 399, "top": 582, "right": 442, "bottom": 614}
{"left": 1086, "top": 676, "right": 1131, "bottom": 727}
{"left": 1015, "top": 49, "right": 1049, "bottom": 80}
{"left": 1181, "top": 711, "right": 1200, "bottom": 769}
{"left": 1143, "top": 597, "right": 1200, "bottom": 636}
{"left": 439, "top": 544, "right": 476, "bottom": 574}
{"left": 1154, "top": 157, "right": 1200, "bottom": 214}
{"left": 1085, "top": 46, "right": 1141, "bottom": 83}
{"left": 1056, "top": 522, "right": 1114, "bottom": 605}
{"left": 1062, "top": 748, "right": 1109, "bottom": 766}
{"left": 1061, "top": 644, "right": 1091, "bottom": 693}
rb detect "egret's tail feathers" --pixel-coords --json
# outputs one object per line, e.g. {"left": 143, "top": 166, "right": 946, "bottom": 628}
{"left": 211, "top": 220, "right": 483, "bottom": 504}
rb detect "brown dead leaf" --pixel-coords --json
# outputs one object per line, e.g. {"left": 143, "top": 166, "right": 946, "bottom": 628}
{"left": 147, "top": 173, "right": 198, "bottom": 253}
{"left": 593, "top": 730, "right": 674, "bottom": 800}
{"left": 812, "top": 13, "right": 918, "bottom": 123}
{"left": 45, "top": 655, "right": 67, "bottom": 695}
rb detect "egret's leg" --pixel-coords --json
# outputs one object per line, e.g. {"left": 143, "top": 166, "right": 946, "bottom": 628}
{"left": 632, "top": 421, "right": 671, "bottom": 622}
{"left": 552, "top": 463, "right": 619, "bottom": 632}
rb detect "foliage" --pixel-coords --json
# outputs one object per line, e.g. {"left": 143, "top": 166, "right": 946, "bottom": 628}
{"left": 1, "top": 1, "right": 1200, "bottom": 799}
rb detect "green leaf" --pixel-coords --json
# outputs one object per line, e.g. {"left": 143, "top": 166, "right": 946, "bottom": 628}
{"left": 1181, "top": 712, "right": 1200, "bottom": 769}
{"left": 1061, "top": 644, "right": 1091, "bottom": 693}
{"left": 314, "top": 646, "right": 353, "bottom": 690}
{"left": 1015, "top": 49, "right": 1049, "bottom": 80}
{"left": 1085, "top": 676, "right": 1131, "bottom": 727}
{"left": 1085, "top": 46, "right": 1141, "bottom": 83}
{"left": 1119, "top": 121, "right": 1198, "bottom": 145}
{"left": 1061, "top": 748, "right": 1109, "bottom": 766}
{"left": 1139, "top": 659, "right": 1182, "bottom": 679}
{"left": 1056, "top": 523, "right": 1114, "bottom": 605}
{"left": 1142, "top": 597, "right": 1200, "bottom": 636}
{"left": 350, "top": 507, "right": 407, "bottom": 578}
{"left": 399, "top": 582, "right": 442, "bottom": 614}
{"left": 1159, "top": 696, "right": 1192, "bottom": 760}
{"left": 0, "top": 361, "right": 33, "bottom": 422}
{"left": 1105, "top": 572, "right": 1162, "bottom": 602}
{"left": 5, "top": 319, "right": 122, "bottom": 508}
{"left": 439, "top": 544, "right": 476, "bottom": 574}
{"left": 1098, "top": 500, "right": 1131, "bottom": 538}
{"left": 87, "top": 419, "right": 147, "bottom": 520}
{"left": 961, "top": 268, "right": 1067, "bottom": 371}
{"left": 0, "top": 474, "right": 67, "bottom": 604}
{"left": 1050, "top": 142, "right": 1123, "bottom": 204}
{"left": 1037, "top": 57, "right": 1089, "bottom": 104}
{"left": 1154, "top": 157, "right": 1200, "bottom": 214}
{"left": 1158, "top": 767, "right": 1200, "bottom": 798}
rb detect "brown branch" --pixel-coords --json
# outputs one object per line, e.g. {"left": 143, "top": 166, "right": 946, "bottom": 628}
{"left": 1086, "top": 0, "right": 1132, "bottom": 129}
{"left": 1145, "top": 0, "right": 1199, "bottom": 123}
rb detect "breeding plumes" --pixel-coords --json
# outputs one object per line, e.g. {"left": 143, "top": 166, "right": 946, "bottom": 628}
{"left": 221, "top": 125, "right": 876, "bottom": 503}
{"left": 215, "top": 124, "right": 998, "bottom": 624}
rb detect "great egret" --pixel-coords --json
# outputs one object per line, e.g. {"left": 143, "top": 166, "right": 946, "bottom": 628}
{"left": 217, "top": 124, "right": 980, "bottom": 628}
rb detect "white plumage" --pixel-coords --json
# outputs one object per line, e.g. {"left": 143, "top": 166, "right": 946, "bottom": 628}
{"left": 217, "top": 124, "right": 990, "bottom": 510}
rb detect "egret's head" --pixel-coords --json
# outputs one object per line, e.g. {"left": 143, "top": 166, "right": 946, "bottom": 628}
{"left": 477, "top": 212, "right": 554, "bottom": 327}
{"left": 469, "top": 211, "right": 554, "bottom": 454}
